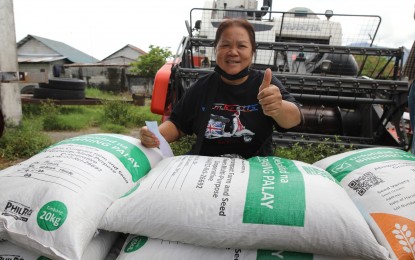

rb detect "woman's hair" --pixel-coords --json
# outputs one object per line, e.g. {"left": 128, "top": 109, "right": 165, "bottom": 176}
{"left": 213, "top": 18, "right": 256, "bottom": 53}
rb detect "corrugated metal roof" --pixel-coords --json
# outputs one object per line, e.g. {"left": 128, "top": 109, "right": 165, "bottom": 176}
{"left": 18, "top": 56, "right": 67, "bottom": 63}
{"left": 17, "top": 35, "right": 99, "bottom": 63}
{"left": 101, "top": 44, "right": 147, "bottom": 61}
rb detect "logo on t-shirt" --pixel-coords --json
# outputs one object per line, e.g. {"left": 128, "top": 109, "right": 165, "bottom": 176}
{"left": 205, "top": 105, "right": 255, "bottom": 143}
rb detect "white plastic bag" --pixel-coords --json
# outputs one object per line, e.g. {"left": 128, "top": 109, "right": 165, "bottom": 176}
{"left": 116, "top": 235, "right": 355, "bottom": 260}
{"left": 0, "top": 230, "right": 119, "bottom": 259}
{"left": 100, "top": 155, "right": 390, "bottom": 259}
{"left": 314, "top": 147, "right": 415, "bottom": 260}
{"left": 0, "top": 134, "right": 163, "bottom": 260}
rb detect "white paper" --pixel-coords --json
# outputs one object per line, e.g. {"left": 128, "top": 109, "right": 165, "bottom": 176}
{"left": 145, "top": 121, "right": 174, "bottom": 158}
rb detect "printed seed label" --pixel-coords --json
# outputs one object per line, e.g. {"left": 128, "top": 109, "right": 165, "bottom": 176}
{"left": 54, "top": 134, "right": 151, "bottom": 182}
{"left": 244, "top": 157, "right": 306, "bottom": 226}
{"left": 37, "top": 201, "right": 67, "bottom": 231}
{"left": 316, "top": 148, "right": 415, "bottom": 259}
{"left": 325, "top": 148, "right": 415, "bottom": 182}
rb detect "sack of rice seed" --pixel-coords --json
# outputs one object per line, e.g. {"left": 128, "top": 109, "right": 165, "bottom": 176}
{"left": 100, "top": 155, "right": 390, "bottom": 259}
{"left": 313, "top": 147, "right": 415, "bottom": 260}
{"left": 116, "top": 235, "right": 355, "bottom": 260}
{"left": 0, "top": 134, "right": 163, "bottom": 260}
{"left": 0, "top": 230, "right": 119, "bottom": 259}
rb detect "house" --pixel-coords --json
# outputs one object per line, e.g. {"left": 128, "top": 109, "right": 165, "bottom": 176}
{"left": 100, "top": 44, "right": 147, "bottom": 65}
{"left": 17, "top": 34, "right": 98, "bottom": 93}
{"left": 66, "top": 44, "right": 151, "bottom": 94}
{"left": 17, "top": 35, "right": 151, "bottom": 94}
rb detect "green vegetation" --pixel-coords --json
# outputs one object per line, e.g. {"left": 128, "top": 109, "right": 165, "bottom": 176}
{"left": 171, "top": 135, "right": 196, "bottom": 156}
{"left": 129, "top": 45, "right": 172, "bottom": 77}
{"left": 275, "top": 139, "right": 354, "bottom": 164}
{"left": 0, "top": 88, "right": 353, "bottom": 167}
{"left": 0, "top": 89, "right": 160, "bottom": 165}
{"left": 0, "top": 120, "right": 52, "bottom": 160}
{"left": 355, "top": 55, "right": 395, "bottom": 79}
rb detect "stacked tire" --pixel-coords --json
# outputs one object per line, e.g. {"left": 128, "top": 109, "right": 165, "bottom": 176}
{"left": 33, "top": 78, "right": 86, "bottom": 100}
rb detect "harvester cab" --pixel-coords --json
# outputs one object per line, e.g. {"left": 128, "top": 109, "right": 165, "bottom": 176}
{"left": 151, "top": 0, "right": 409, "bottom": 150}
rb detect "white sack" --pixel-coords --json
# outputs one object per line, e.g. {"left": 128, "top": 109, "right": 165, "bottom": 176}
{"left": 116, "top": 235, "right": 356, "bottom": 260}
{"left": 313, "top": 147, "right": 415, "bottom": 260}
{"left": 100, "top": 155, "right": 390, "bottom": 259}
{"left": 0, "top": 230, "right": 119, "bottom": 259}
{"left": 0, "top": 134, "right": 163, "bottom": 260}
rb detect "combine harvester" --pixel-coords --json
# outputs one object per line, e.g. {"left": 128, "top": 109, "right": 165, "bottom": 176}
{"left": 151, "top": 0, "right": 409, "bottom": 150}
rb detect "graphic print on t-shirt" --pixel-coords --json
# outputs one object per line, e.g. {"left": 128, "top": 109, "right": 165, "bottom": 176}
{"left": 204, "top": 104, "right": 255, "bottom": 143}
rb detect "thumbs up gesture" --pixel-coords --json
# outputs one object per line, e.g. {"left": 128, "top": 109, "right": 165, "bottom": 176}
{"left": 257, "top": 68, "right": 283, "bottom": 117}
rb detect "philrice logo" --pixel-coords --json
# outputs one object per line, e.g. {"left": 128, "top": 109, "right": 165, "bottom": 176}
{"left": 331, "top": 161, "right": 352, "bottom": 174}
{"left": 2, "top": 200, "right": 33, "bottom": 222}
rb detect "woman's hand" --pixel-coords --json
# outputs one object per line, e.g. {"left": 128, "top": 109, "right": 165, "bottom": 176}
{"left": 257, "top": 68, "right": 283, "bottom": 118}
{"left": 139, "top": 126, "right": 160, "bottom": 148}
{"left": 257, "top": 68, "right": 302, "bottom": 129}
{"left": 139, "top": 121, "right": 184, "bottom": 148}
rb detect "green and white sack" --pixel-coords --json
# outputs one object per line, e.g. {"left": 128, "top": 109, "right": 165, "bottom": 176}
{"left": 116, "top": 235, "right": 355, "bottom": 260}
{"left": 313, "top": 148, "right": 415, "bottom": 260}
{"left": 0, "top": 134, "right": 163, "bottom": 260}
{"left": 100, "top": 155, "right": 390, "bottom": 259}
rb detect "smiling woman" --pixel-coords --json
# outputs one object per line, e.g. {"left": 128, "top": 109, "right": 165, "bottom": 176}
{"left": 139, "top": 18, "right": 302, "bottom": 159}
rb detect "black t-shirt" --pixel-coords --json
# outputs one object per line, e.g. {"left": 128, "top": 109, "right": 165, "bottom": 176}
{"left": 169, "top": 69, "right": 299, "bottom": 158}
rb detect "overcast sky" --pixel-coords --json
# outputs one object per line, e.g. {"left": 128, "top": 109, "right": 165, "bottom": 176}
{"left": 12, "top": 0, "right": 414, "bottom": 60}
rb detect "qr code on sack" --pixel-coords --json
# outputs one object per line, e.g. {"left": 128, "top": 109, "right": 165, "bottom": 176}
{"left": 348, "top": 172, "right": 384, "bottom": 196}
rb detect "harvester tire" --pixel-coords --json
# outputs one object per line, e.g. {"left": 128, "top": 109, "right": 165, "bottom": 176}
{"left": 33, "top": 87, "right": 85, "bottom": 100}
{"left": 39, "top": 78, "right": 86, "bottom": 91}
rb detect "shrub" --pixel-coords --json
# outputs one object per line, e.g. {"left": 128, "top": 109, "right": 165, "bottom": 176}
{"left": 101, "top": 100, "right": 134, "bottom": 127}
{"left": 22, "top": 104, "right": 43, "bottom": 117}
{"left": 0, "top": 120, "right": 52, "bottom": 160}
{"left": 275, "top": 139, "right": 354, "bottom": 164}
{"left": 171, "top": 135, "right": 196, "bottom": 155}
{"left": 129, "top": 106, "right": 161, "bottom": 127}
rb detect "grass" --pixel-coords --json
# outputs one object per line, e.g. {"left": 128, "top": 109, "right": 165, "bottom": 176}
{"left": 0, "top": 89, "right": 159, "bottom": 168}
{"left": 0, "top": 119, "right": 52, "bottom": 161}
{"left": 0, "top": 88, "right": 355, "bottom": 169}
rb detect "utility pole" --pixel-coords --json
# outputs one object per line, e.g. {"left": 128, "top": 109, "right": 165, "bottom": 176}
{"left": 0, "top": 0, "right": 23, "bottom": 134}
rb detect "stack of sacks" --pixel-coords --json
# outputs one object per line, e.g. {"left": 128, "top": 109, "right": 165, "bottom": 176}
{"left": 100, "top": 155, "right": 391, "bottom": 259}
{"left": 0, "top": 134, "right": 163, "bottom": 259}
{"left": 0, "top": 230, "right": 119, "bottom": 259}
{"left": 314, "top": 147, "right": 415, "bottom": 260}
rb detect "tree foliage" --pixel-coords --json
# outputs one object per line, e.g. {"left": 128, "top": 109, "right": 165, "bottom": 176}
{"left": 129, "top": 45, "right": 172, "bottom": 77}
{"left": 354, "top": 55, "right": 396, "bottom": 79}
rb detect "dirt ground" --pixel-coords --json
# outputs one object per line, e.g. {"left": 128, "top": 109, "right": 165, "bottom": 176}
{"left": 0, "top": 127, "right": 141, "bottom": 170}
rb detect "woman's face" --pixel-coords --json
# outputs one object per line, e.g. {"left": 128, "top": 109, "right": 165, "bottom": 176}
{"left": 215, "top": 25, "right": 253, "bottom": 76}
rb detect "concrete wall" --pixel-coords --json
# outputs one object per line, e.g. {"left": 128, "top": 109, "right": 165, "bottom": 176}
{"left": 18, "top": 40, "right": 58, "bottom": 56}
{"left": 127, "top": 75, "right": 154, "bottom": 96}
{"left": 65, "top": 65, "right": 153, "bottom": 94}
{"left": 67, "top": 66, "right": 129, "bottom": 92}
{"left": 18, "top": 61, "right": 68, "bottom": 91}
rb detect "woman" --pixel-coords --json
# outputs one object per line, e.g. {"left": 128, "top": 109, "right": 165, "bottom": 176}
{"left": 140, "top": 18, "right": 302, "bottom": 158}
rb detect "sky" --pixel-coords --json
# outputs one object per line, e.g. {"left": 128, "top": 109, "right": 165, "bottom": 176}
{"left": 12, "top": 0, "right": 415, "bottom": 60}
